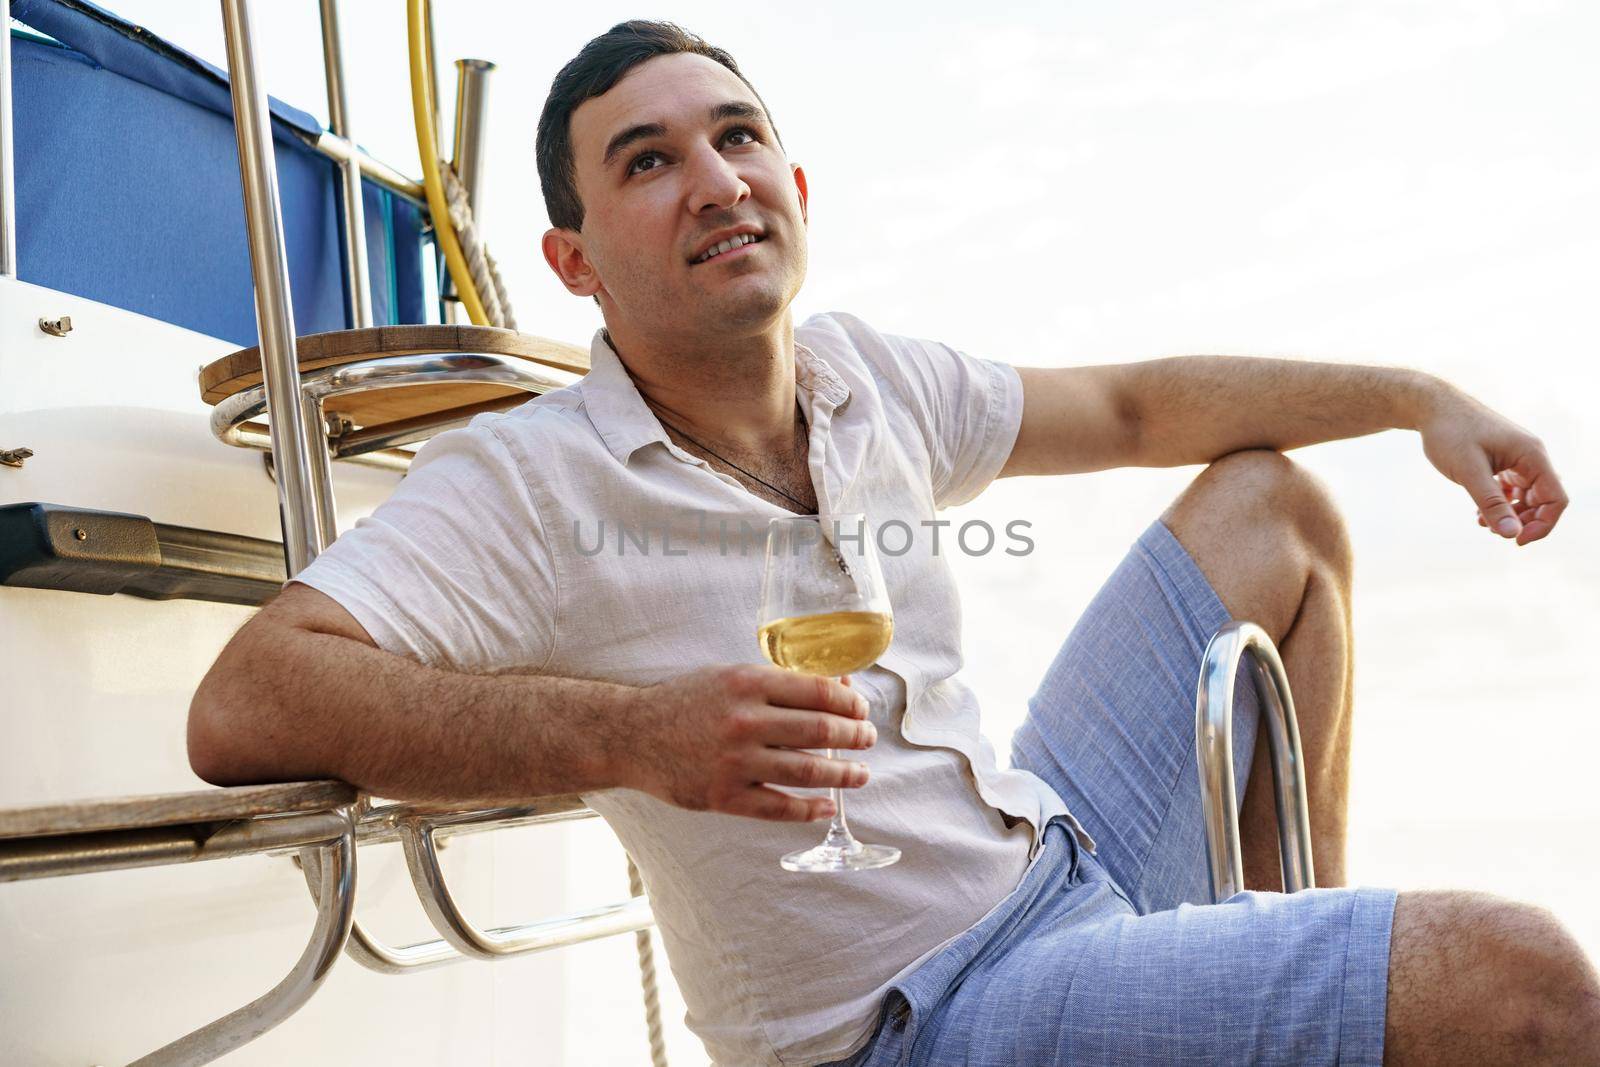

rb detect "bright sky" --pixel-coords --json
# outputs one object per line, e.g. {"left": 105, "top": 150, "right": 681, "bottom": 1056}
{"left": 83, "top": 2, "right": 1600, "bottom": 1063}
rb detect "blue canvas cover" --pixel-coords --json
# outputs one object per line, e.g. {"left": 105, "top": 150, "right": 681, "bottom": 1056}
{"left": 10, "top": 0, "right": 431, "bottom": 346}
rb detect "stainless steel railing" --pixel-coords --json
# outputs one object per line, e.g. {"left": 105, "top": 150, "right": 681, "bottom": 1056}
{"left": 297, "top": 797, "right": 652, "bottom": 975}
{"left": 0, "top": 790, "right": 652, "bottom": 1035}
{"left": 0, "top": 793, "right": 586, "bottom": 883}
{"left": 209, "top": 349, "right": 581, "bottom": 466}
{"left": 1, "top": 791, "right": 362, "bottom": 1064}
{"left": 302, "top": 130, "right": 425, "bottom": 205}
{"left": 400, "top": 808, "right": 654, "bottom": 960}
{"left": 1194, "top": 620, "right": 1317, "bottom": 902}
{"left": 128, "top": 808, "right": 358, "bottom": 1067}
{"left": 221, "top": 0, "right": 330, "bottom": 572}
{"left": 451, "top": 59, "right": 494, "bottom": 226}
{"left": 317, "top": 0, "right": 372, "bottom": 330}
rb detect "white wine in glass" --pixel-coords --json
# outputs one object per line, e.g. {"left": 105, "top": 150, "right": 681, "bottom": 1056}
{"left": 758, "top": 514, "right": 901, "bottom": 872}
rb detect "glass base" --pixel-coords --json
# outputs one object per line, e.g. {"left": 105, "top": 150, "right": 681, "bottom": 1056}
{"left": 780, "top": 840, "right": 901, "bottom": 873}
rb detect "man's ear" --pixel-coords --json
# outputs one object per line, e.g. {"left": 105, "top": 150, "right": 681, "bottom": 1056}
{"left": 791, "top": 163, "right": 809, "bottom": 227}
{"left": 541, "top": 228, "right": 603, "bottom": 298}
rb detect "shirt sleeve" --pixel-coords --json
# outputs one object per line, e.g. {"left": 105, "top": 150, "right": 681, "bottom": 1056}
{"left": 820, "top": 312, "right": 1025, "bottom": 510}
{"left": 288, "top": 415, "right": 557, "bottom": 674}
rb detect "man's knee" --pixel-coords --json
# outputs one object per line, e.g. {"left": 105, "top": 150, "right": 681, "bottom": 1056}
{"left": 1171, "top": 448, "right": 1352, "bottom": 575}
{"left": 1387, "top": 890, "right": 1600, "bottom": 1065}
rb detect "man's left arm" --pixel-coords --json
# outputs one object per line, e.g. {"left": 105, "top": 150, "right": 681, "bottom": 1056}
{"left": 999, "top": 356, "right": 1569, "bottom": 545}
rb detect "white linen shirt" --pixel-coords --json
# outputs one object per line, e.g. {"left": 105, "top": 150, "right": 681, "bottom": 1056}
{"left": 291, "top": 310, "right": 1090, "bottom": 1066}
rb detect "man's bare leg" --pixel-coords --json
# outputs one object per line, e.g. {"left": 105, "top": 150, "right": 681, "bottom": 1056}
{"left": 1386, "top": 891, "right": 1600, "bottom": 1065}
{"left": 1159, "top": 447, "right": 1352, "bottom": 887}
{"left": 1160, "top": 449, "right": 1600, "bottom": 1063}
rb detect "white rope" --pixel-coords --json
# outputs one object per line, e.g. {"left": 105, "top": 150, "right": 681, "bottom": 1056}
{"left": 627, "top": 855, "right": 671, "bottom": 1067}
{"left": 439, "top": 164, "right": 516, "bottom": 330}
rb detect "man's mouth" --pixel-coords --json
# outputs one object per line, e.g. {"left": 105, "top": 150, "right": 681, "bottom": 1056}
{"left": 693, "top": 233, "right": 765, "bottom": 264}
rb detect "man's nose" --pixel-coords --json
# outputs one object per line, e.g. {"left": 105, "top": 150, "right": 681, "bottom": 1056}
{"left": 686, "top": 141, "right": 750, "bottom": 214}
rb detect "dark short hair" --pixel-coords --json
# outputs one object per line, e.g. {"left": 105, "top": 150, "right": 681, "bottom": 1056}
{"left": 535, "top": 20, "right": 784, "bottom": 234}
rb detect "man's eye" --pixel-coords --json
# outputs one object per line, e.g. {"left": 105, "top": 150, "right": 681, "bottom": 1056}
{"left": 627, "top": 151, "right": 663, "bottom": 177}
{"left": 626, "top": 128, "right": 758, "bottom": 177}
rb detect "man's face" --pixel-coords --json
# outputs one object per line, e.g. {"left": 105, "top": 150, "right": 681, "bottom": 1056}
{"left": 545, "top": 52, "right": 809, "bottom": 340}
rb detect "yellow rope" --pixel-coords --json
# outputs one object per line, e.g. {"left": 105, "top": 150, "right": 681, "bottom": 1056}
{"left": 406, "top": 0, "right": 489, "bottom": 326}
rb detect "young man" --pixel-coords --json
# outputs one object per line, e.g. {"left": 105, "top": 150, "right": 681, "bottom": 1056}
{"left": 188, "top": 20, "right": 1596, "bottom": 1066}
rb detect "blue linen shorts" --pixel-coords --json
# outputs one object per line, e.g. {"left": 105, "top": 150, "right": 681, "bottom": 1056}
{"left": 832, "top": 518, "right": 1397, "bottom": 1066}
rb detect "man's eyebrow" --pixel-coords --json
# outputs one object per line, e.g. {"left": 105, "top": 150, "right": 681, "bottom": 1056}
{"left": 710, "top": 100, "right": 767, "bottom": 126}
{"left": 602, "top": 121, "right": 667, "bottom": 169}
{"left": 601, "top": 101, "right": 771, "bottom": 169}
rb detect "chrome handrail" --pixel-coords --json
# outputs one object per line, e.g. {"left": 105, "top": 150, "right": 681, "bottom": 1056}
{"left": 359, "top": 794, "right": 596, "bottom": 842}
{"left": 451, "top": 59, "right": 494, "bottom": 226}
{"left": 221, "top": 0, "right": 392, "bottom": 1035}
{"left": 299, "top": 846, "right": 463, "bottom": 973}
{"left": 233, "top": 421, "right": 418, "bottom": 472}
{"left": 208, "top": 349, "right": 581, "bottom": 455}
{"left": 1195, "top": 620, "right": 1316, "bottom": 902}
{"left": 128, "top": 807, "right": 358, "bottom": 1066}
{"left": 3, "top": 804, "right": 354, "bottom": 882}
{"left": 297, "top": 794, "right": 623, "bottom": 974}
{"left": 317, "top": 0, "right": 372, "bottom": 330}
{"left": 221, "top": 0, "right": 331, "bottom": 573}
{"left": 0, "top": 790, "right": 626, "bottom": 991}
{"left": 397, "top": 809, "right": 654, "bottom": 962}
{"left": 302, "top": 130, "right": 426, "bottom": 205}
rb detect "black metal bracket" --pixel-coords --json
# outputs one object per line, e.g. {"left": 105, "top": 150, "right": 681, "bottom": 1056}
{"left": 0, "top": 503, "right": 285, "bottom": 607}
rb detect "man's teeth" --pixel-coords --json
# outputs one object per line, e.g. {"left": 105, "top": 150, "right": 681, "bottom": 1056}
{"left": 696, "top": 234, "right": 761, "bottom": 263}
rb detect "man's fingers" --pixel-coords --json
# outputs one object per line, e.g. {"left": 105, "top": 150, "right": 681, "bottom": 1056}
{"left": 1477, "top": 493, "right": 1537, "bottom": 528}
{"left": 752, "top": 708, "right": 877, "bottom": 751}
{"left": 1500, "top": 453, "right": 1568, "bottom": 544}
{"left": 724, "top": 785, "right": 836, "bottom": 822}
{"left": 1498, "top": 472, "right": 1523, "bottom": 509}
{"left": 1515, "top": 500, "right": 1567, "bottom": 545}
{"left": 1467, "top": 466, "right": 1521, "bottom": 538}
{"left": 745, "top": 749, "right": 870, "bottom": 790}
{"left": 1475, "top": 474, "right": 1566, "bottom": 544}
{"left": 758, "top": 667, "right": 870, "bottom": 718}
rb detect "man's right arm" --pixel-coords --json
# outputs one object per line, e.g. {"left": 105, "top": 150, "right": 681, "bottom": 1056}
{"left": 188, "top": 582, "right": 876, "bottom": 821}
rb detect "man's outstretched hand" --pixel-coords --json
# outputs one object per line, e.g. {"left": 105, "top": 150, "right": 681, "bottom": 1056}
{"left": 1418, "top": 383, "right": 1569, "bottom": 546}
{"left": 616, "top": 665, "right": 877, "bottom": 822}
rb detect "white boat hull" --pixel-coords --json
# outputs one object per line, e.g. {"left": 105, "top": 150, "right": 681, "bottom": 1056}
{"left": 0, "top": 278, "right": 621, "bottom": 1064}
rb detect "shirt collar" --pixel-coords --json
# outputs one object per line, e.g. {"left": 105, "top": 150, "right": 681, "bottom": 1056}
{"left": 577, "top": 329, "right": 668, "bottom": 464}
{"left": 794, "top": 338, "right": 851, "bottom": 412}
{"left": 578, "top": 328, "right": 852, "bottom": 464}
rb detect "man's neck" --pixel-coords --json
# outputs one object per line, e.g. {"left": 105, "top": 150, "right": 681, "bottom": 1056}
{"left": 603, "top": 315, "right": 799, "bottom": 456}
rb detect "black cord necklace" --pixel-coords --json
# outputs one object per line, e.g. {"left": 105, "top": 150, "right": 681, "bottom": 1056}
{"left": 649, "top": 403, "right": 812, "bottom": 511}
{"left": 606, "top": 332, "right": 812, "bottom": 510}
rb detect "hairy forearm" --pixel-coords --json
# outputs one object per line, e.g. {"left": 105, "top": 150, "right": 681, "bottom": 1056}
{"left": 1124, "top": 354, "right": 1444, "bottom": 467}
{"left": 189, "top": 624, "right": 638, "bottom": 807}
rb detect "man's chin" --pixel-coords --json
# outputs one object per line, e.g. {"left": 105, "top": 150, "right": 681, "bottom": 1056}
{"left": 695, "top": 277, "right": 794, "bottom": 329}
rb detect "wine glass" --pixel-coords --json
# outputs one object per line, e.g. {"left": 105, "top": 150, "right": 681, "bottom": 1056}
{"left": 757, "top": 513, "right": 901, "bottom": 872}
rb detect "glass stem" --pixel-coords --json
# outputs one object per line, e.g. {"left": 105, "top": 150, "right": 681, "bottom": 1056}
{"left": 822, "top": 674, "right": 858, "bottom": 851}
{"left": 823, "top": 747, "right": 855, "bottom": 849}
